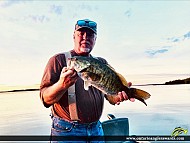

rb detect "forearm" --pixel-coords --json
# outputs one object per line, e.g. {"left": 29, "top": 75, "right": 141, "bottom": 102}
{"left": 40, "top": 67, "right": 78, "bottom": 107}
{"left": 41, "top": 80, "right": 68, "bottom": 106}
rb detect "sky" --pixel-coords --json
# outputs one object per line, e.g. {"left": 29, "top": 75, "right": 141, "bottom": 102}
{"left": 0, "top": 0, "right": 190, "bottom": 86}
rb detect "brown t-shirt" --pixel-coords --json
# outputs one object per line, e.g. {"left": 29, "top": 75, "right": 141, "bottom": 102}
{"left": 40, "top": 50, "right": 107, "bottom": 123}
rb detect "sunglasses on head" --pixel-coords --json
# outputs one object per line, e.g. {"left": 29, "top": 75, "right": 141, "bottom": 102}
{"left": 77, "top": 20, "right": 97, "bottom": 28}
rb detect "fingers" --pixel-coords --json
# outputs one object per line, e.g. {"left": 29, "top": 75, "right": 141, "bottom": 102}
{"left": 130, "top": 98, "right": 135, "bottom": 102}
{"left": 127, "top": 82, "right": 135, "bottom": 102}
{"left": 121, "top": 91, "right": 128, "bottom": 100}
{"left": 118, "top": 91, "right": 128, "bottom": 101}
{"left": 116, "top": 90, "right": 135, "bottom": 105}
{"left": 128, "top": 82, "right": 132, "bottom": 87}
{"left": 61, "top": 67, "right": 77, "bottom": 78}
{"left": 67, "top": 69, "right": 76, "bottom": 77}
{"left": 60, "top": 67, "right": 78, "bottom": 86}
{"left": 116, "top": 102, "right": 120, "bottom": 105}
{"left": 116, "top": 91, "right": 127, "bottom": 105}
{"left": 61, "top": 67, "right": 68, "bottom": 73}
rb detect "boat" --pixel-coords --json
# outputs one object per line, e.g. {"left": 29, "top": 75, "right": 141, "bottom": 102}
{"left": 102, "top": 114, "right": 150, "bottom": 143}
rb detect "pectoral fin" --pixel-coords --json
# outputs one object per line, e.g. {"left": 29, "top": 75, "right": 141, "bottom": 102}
{"left": 105, "top": 94, "right": 120, "bottom": 105}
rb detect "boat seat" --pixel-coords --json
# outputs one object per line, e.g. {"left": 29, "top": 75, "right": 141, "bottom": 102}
{"left": 102, "top": 114, "right": 131, "bottom": 143}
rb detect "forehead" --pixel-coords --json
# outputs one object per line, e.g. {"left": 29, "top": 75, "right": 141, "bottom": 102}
{"left": 76, "top": 28, "right": 95, "bottom": 34}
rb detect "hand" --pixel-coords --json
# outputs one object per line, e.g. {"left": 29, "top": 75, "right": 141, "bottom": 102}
{"left": 116, "top": 82, "right": 135, "bottom": 105}
{"left": 59, "top": 67, "right": 78, "bottom": 89}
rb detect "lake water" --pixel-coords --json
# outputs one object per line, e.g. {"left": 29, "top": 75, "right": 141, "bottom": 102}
{"left": 0, "top": 77, "right": 190, "bottom": 142}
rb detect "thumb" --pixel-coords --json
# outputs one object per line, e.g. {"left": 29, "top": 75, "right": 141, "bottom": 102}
{"left": 61, "top": 67, "right": 68, "bottom": 73}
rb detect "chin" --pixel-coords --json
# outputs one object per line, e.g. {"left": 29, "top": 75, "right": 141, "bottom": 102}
{"left": 80, "top": 48, "right": 91, "bottom": 53}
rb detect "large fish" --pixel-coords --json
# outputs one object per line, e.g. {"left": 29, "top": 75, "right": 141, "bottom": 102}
{"left": 69, "top": 56, "right": 151, "bottom": 106}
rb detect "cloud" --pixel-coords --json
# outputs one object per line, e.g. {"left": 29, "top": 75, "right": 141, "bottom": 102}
{"left": 47, "top": 3, "right": 99, "bottom": 20}
{"left": 146, "top": 31, "right": 190, "bottom": 57}
{"left": 0, "top": 0, "right": 20, "bottom": 7}
{"left": 146, "top": 49, "right": 168, "bottom": 57}
{"left": 124, "top": 9, "right": 132, "bottom": 18}
{"left": 24, "top": 14, "right": 50, "bottom": 23}
{"left": 63, "top": 2, "right": 99, "bottom": 19}
{"left": 0, "top": 1, "right": 51, "bottom": 24}
{"left": 0, "top": 0, "right": 30, "bottom": 8}
{"left": 167, "top": 37, "right": 180, "bottom": 43}
{"left": 0, "top": 14, "right": 50, "bottom": 23}
{"left": 78, "top": 3, "right": 97, "bottom": 11}
{"left": 167, "top": 31, "right": 190, "bottom": 43}
{"left": 49, "top": 4, "right": 63, "bottom": 15}
{"left": 183, "top": 31, "right": 190, "bottom": 39}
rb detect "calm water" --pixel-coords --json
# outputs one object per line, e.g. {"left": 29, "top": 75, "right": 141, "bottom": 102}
{"left": 0, "top": 83, "right": 190, "bottom": 142}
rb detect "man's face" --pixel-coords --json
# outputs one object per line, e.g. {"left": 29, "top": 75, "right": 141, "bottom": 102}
{"left": 73, "top": 28, "right": 96, "bottom": 56}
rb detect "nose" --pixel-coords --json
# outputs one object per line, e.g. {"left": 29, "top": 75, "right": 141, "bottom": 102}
{"left": 82, "top": 32, "right": 88, "bottom": 39}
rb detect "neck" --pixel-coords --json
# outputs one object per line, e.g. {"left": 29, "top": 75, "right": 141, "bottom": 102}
{"left": 73, "top": 49, "right": 90, "bottom": 57}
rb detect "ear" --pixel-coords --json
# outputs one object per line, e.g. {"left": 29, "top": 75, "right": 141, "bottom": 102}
{"left": 94, "top": 34, "right": 97, "bottom": 40}
{"left": 73, "top": 34, "right": 75, "bottom": 39}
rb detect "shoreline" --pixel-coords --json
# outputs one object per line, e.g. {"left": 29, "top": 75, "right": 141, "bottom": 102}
{"left": 0, "top": 88, "right": 39, "bottom": 93}
{"left": 1, "top": 83, "right": 189, "bottom": 93}
{"left": 0, "top": 76, "right": 189, "bottom": 93}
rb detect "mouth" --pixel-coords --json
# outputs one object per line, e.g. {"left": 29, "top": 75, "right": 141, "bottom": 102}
{"left": 81, "top": 41, "right": 90, "bottom": 45}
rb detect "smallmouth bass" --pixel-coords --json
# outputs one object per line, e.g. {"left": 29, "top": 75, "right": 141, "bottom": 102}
{"left": 69, "top": 56, "right": 151, "bottom": 105}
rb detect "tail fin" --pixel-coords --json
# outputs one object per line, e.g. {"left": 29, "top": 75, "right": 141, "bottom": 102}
{"left": 127, "top": 88, "right": 151, "bottom": 106}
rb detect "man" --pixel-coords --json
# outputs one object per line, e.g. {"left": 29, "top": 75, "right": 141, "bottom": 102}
{"left": 40, "top": 19, "right": 134, "bottom": 142}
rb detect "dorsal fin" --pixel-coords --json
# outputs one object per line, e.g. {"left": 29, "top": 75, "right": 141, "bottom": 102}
{"left": 106, "top": 63, "right": 128, "bottom": 87}
{"left": 106, "top": 64, "right": 116, "bottom": 71}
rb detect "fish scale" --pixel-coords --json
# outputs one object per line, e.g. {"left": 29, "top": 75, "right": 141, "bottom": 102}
{"left": 89, "top": 62, "right": 122, "bottom": 95}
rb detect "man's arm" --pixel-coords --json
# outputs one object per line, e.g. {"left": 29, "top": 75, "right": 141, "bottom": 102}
{"left": 40, "top": 67, "right": 78, "bottom": 106}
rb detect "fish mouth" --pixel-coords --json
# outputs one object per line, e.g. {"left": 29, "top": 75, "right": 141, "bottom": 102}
{"left": 68, "top": 58, "right": 88, "bottom": 72}
{"left": 77, "top": 67, "right": 88, "bottom": 73}
{"left": 69, "top": 57, "right": 76, "bottom": 61}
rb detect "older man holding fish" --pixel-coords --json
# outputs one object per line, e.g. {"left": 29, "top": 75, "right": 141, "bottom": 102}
{"left": 40, "top": 19, "right": 144, "bottom": 143}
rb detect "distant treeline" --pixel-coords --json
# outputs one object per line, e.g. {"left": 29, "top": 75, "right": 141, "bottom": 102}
{"left": 165, "top": 77, "right": 190, "bottom": 85}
